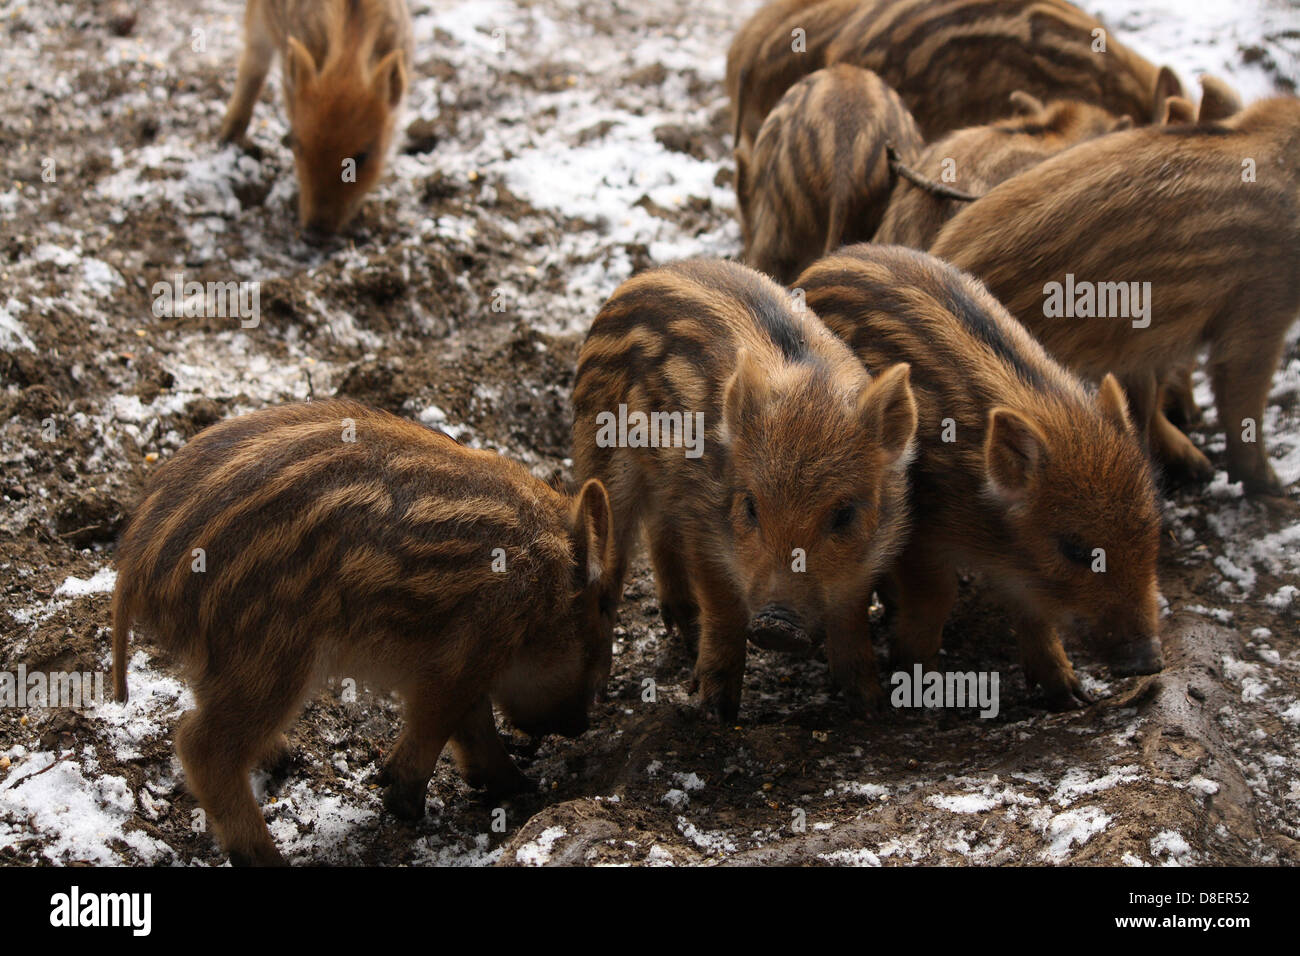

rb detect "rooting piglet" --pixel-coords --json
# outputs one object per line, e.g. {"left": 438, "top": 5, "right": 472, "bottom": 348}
{"left": 572, "top": 259, "right": 917, "bottom": 720}
{"left": 113, "top": 400, "right": 617, "bottom": 866}
{"left": 737, "top": 64, "right": 923, "bottom": 283}
{"left": 800, "top": 244, "right": 1164, "bottom": 708}
{"left": 727, "top": 0, "right": 867, "bottom": 157}
{"left": 728, "top": 0, "right": 1182, "bottom": 153}
{"left": 874, "top": 93, "right": 1133, "bottom": 250}
{"left": 931, "top": 93, "right": 1299, "bottom": 496}
{"left": 219, "top": 0, "right": 413, "bottom": 235}
{"left": 824, "top": 0, "right": 1183, "bottom": 139}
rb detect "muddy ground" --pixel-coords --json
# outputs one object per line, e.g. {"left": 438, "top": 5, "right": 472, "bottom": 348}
{"left": 1, "top": 0, "right": 1298, "bottom": 866}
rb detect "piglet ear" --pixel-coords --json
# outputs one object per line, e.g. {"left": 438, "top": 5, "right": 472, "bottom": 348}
{"left": 1160, "top": 95, "right": 1196, "bottom": 125}
{"left": 1151, "top": 65, "right": 1185, "bottom": 123}
{"left": 1008, "top": 90, "right": 1043, "bottom": 117}
{"left": 857, "top": 363, "right": 917, "bottom": 467}
{"left": 569, "top": 479, "right": 613, "bottom": 589}
{"left": 372, "top": 48, "right": 408, "bottom": 108}
{"left": 1197, "top": 74, "right": 1242, "bottom": 123}
{"left": 1097, "top": 373, "right": 1135, "bottom": 435}
{"left": 722, "top": 349, "right": 768, "bottom": 441}
{"left": 286, "top": 37, "right": 319, "bottom": 91}
{"left": 985, "top": 407, "right": 1047, "bottom": 501}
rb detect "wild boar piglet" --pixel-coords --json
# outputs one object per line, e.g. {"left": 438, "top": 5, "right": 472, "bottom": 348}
{"left": 219, "top": 0, "right": 413, "bottom": 235}
{"left": 113, "top": 399, "right": 617, "bottom": 865}
{"left": 573, "top": 259, "right": 917, "bottom": 720}
{"left": 931, "top": 94, "right": 1300, "bottom": 496}
{"left": 737, "top": 64, "right": 923, "bottom": 283}
{"left": 800, "top": 244, "right": 1165, "bottom": 709}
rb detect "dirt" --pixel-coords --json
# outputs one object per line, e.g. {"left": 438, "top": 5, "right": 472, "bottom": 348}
{"left": 1, "top": 0, "right": 1298, "bottom": 866}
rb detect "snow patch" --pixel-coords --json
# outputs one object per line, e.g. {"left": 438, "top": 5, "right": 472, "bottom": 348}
{"left": 514, "top": 825, "right": 568, "bottom": 865}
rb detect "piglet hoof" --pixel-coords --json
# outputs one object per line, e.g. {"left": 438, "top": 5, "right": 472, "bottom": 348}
{"left": 1044, "top": 682, "right": 1094, "bottom": 712}
{"left": 228, "top": 845, "right": 287, "bottom": 868}
{"left": 474, "top": 767, "right": 538, "bottom": 800}
{"left": 1259, "top": 496, "right": 1300, "bottom": 523}
{"left": 707, "top": 699, "right": 741, "bottom": 725}
{"left": 842, "top": 685, "right": 884, "bottom": 720}
{"left": 1243, "top": 481, "right": 1297, "bottom": 519}
{"left": 381, "top": 779, "right": 428, "bottom": 822}
{"left": 1191, "top": 457, "right": 1215, "bottom": 484}
{"left": 695, "top": 682, "right": 741, "bottom": 725}
{"left": 216, "top": 119, "right": 246, "bottom": 146}
{"left": 493, "top": 774, "right": 539, "bottom": 799}
{"left": 1165, "top": 457, "right": 1214, "bottom": 489}
{"left": 1235, "top": 467, "right": 1286, "bottom": 500}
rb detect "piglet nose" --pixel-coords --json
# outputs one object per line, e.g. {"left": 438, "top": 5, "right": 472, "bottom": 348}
{"left": 757, "top": 604, "right": 799, "bottom": 628}
{"left": 747, "top": 604, "right": 811, "bottom": 653}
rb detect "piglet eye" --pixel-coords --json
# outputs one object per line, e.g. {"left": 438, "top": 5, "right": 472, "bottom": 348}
{"left": 1058, "top": 536, "right": 1091, "bottom": 566}
{"left": 831, "top": 504, "right": 856, "bottom": 532}
{"left": 743, "top": 494, "right": 758, "bottom": 524}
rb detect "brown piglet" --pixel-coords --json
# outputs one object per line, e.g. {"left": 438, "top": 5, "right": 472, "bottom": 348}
{"left": 824, "top": 0, "right": 1182, "bottom": 139}
{"left": 112, "top": 399, "right": 617, "bottom": 865}
{"left": 728, "top": 0, "right": 1182, "bottom": 154}
{"left": 219, "top": 0, "right": 413, "bottom": 235}
{"left": 572, "top": 259, "right": 917, "bottom": 720}
{"left": 1157, "top": 75, "right": 1248, "bottom": 429}
{"left": 874, "top": 93, "right": 1133, "bottom": 250}
{"left": 931, "top": 94, "right": 1300, "bottom": 496}
{"left": 737, "top": 64, "right": 923, "bottom": 283}
{"left": 799, "top": 244, "right": 1164, "bottom": 708}
{"left": 727, "top": 0, "right": 867, "bottom": 157}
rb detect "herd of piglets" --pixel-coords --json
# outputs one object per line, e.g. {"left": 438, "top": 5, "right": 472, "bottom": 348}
{"left": 107, "top": 0, "right": 1298, "bottom": 863}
